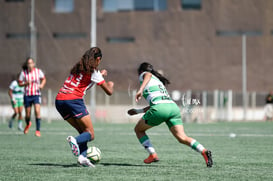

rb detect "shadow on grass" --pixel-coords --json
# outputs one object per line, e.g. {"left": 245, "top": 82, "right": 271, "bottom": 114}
{"left": 100, "top": 162, "right": 159, "bottom": 167}
{"left": 29, "top": 163, "right": 78, "bottom": 168}
{"left": 29, "top": 162, "right": 161, "bottom": 168}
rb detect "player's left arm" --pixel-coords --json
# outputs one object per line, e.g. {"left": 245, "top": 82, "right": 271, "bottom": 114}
{"left": 39, "top": 69, "right": 46, "bottom": 89}
{"left": 127, "top": 106, "right": 150, "bottom": 116}
{"left": 39, "top": 77, "right": 46, "bottom": 89}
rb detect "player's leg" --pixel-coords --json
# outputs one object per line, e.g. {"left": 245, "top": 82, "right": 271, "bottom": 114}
{"left": 34, "top": 103, "right": 41, "bottom": 136}
{"left": 169, "top": 125, "right": 213, "bottom": 167}
{"left": 34, "top": 96, "right": 42, "bottom": 136}
{"left": 66, "top": 117, "right": 81, "bottom": 157}
{"left": 24, "top": 105, "right": 32, "bottom": 134}
{"left": 13, "top": 106, "right": 19, "bottom": 129}
{"left": 66, "top": 115, "right": 95, "bottom": 167}
{"left": 23, "top": 96, "right": 32, "bottom": 134}
{"left": 134, "top": 119, "right": 159, "bottom": 164}
{"left": 74, "top": 115, "right": 94, "bottom": 157}
{"left": 17, "top": 102, "right": 24, "bottom": 131}
{"left": 66, "top": 115, "right": 94, "bottom": 157}
{"left": 8, "top": 101, "right": 17, "bottom": 128}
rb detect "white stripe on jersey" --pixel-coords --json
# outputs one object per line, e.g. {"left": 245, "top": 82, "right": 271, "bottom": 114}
{"left": 20, "top": 68, "right": 44, "bottom": 96}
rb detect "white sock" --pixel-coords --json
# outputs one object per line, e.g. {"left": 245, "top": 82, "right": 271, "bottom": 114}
{"left": 142, "top": 139, "right": 155, "bottom": 154}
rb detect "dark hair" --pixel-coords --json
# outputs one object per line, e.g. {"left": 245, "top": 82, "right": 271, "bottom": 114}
{"left": 22, "top": 57, "right": 34, "bottom": 70}
{"left": 70, "top": 47, "right": 102, "bottom": 75}
{"left": 138, "top": 62, "right": 170, "bottom": 86}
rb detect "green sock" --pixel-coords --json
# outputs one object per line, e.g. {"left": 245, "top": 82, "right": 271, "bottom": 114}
{"left": 190, "top": 140, "right": 205, "bottom": 153}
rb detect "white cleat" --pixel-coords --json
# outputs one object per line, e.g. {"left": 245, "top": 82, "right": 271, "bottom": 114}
{"left": 66, "top": 136, "right": 80, "bottom": 157}
{"left": 77, "top": 155, "right": 95, "bottom": 168}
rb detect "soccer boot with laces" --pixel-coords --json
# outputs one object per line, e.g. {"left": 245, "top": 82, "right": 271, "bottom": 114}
{"left": 202, "top": 150, "right": 213, "bottom": 167}
{"left": 144, "top": 153, "right": 159, "bottom": 164}
{"left": 66, "top": 136, "right": 80, "bottom": 157}
{"left": 24, "top": 121, "right": 32, "bottom": 134}
{"left": 77, "top": 155, "right": 95, "bottom": 168}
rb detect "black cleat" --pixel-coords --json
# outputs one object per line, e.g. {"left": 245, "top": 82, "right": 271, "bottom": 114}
{"left": 202, "top": 150, "right": 213, "bottom": 167}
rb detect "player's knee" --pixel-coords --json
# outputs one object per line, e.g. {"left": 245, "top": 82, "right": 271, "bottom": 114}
{"left": 134, "top": 125, "right": 141, "bottom": 134}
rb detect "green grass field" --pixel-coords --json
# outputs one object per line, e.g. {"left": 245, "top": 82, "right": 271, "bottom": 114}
{"left": 0, "top": 121, "right": 273, "bottom": 181}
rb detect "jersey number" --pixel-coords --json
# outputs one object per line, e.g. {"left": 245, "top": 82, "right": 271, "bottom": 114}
{"left": 65, "top": 74, "right": 83, "bottom": 87}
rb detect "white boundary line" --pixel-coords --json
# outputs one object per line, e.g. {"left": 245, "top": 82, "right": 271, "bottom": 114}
{"left": 0, "top": 130, "right": 273, "bottom": 137}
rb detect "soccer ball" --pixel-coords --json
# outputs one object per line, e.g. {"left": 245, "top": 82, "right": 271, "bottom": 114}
{"left": 87, "top": 146, "right": 101, "bottom": 164}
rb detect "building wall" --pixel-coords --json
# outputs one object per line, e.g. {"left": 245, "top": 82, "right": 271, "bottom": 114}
{"left": 1, "top": 0, "right": 273, "bottom": 92}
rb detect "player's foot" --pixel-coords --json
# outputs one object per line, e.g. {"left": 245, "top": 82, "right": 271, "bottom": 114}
{"left": 18, "top": 126, "right": 23, "bottom": 132}
{"left": 77, "top": 155, "right": 95, "bottom": 168}
{"left": 144, "top": 153, "right": 159, "bottom": 164}
{"left": 66, "top": 136, "right": 80, "bottom": 157}
{"left": 8, "top": 120, "right": 13, "bottom": 129}
{"left": 35, "top": 130, "right": 41, "bottom": 137}
{"left": 202, "top": 150, "right": 213, "bottom": 167}
{"left": 24, "top": 122, "right": 32, "bottom": 134}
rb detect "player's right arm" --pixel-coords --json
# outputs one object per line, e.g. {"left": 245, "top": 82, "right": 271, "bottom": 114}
{"left": 8, "top": 88, "right": 14, "bottom": 103}
{"left": 135, "top": 72, "right": 152, "bottom": 102}
{"left": 100, "top": 81, "right": 114, "bottom": 96}
{"left": 18, "top": 72, "right": 30, "bottom": 87}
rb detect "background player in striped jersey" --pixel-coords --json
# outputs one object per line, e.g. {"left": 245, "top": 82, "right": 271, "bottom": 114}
{"left": 18, "top": 57, "right": 46, "bottom": 137}
{"left": 8, "top": 73, "right": 24, "bottom": 131}
{"left": 55, "top": 47, "right": 114, "bottom": 167}
{"left": 127, "top": 62, "right": 213, "bottom": 167}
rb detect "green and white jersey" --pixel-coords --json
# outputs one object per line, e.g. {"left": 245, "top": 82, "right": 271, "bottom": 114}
{"left": 9, "top": 80, "right": 24, "bottom": 100}
{"left": 139, "top": 72, "right": 174, "bottom": 106}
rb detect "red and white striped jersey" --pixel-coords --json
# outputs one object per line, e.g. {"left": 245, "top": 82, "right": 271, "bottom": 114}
{"left": 19, "top": 68, "right": 45, "bottom": 96}
{"left": 56, "top": 70, "right": 105, "bottom": 100}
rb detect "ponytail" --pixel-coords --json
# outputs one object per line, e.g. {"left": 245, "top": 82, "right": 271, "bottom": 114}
{"left": 151, "top": 69, "right": 170, "bottom": 86}
{"left": 138, "top": 62, "right": 170, "bottom": 86}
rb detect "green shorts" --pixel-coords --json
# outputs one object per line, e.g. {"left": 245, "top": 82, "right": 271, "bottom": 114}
{"left": 11, "top": 98, "right": 24, "bottom": 108}
{"left": 142, "top": 103, "right": 183, "bottom": 129}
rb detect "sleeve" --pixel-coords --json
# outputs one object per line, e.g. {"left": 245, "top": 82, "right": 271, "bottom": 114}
{"left": 18, "top": 71, "right": 24, "bottom": 83}
{"left": 91, "top": 70, "right": 105, "bottom": 85}
{"left": 39, "top": 69, "right": 45, "bottom": 79}
{"left": 9, "top": 80, "right": 16, "bottom": 90}
{"left": 139, "top": 72, "right": 146, "bottom": 82}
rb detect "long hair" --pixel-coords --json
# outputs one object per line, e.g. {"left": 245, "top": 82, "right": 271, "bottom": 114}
{"left": 70, "top": 47, "right": 102, "bottom": 75}
{"left": 138, "top": 62, "right": 170, "bottom": 86}
{"left": 22, "top": 57, "right": 33, "bottom": 70}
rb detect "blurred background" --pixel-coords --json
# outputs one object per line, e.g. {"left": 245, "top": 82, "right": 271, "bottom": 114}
{"left": 1, "top": 0, "right": 273, "bottom": 123}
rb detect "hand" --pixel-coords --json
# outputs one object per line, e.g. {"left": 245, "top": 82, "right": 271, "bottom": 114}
{"left": 100, "top": 69, "right": 107, "bottom": 76}
{"left": 135, "top": 90, "right": 142, "bottom": 102}
{"left": 39, "top": 84, "right": 44, "bottom": 89}
{"left": 25, "top": 80, "right": 31, "bottom": 86}
{"left": 107, "top": 81, "right": 114, "bottom": 88}
{"left": 127, "top": 109, "right": 138, "bottom": 115}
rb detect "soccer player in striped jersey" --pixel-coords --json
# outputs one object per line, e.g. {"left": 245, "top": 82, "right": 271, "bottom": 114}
{"left": 55, "top": 47, "right": 114, "bottom": 167}
{"left": 18, "top": 57, "right": 46, "bottom": 137}
{"left": 128, "top": 62, "right": 213, "bottom": 167}
{"left": 8, "top": 74, "right": 24, "bottom": 131}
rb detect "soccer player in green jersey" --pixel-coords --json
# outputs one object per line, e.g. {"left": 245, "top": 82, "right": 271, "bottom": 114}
{"left": 128, "top": 62, "right": 213, "bottom": 167}
{"left": 8, "top": 74, "right": 24, "bottom": 131}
